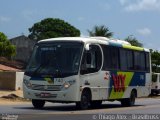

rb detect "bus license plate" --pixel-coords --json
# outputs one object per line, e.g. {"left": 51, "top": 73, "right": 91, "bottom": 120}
{"left": 40, "top": 93, "right": 51, "bottom": 97}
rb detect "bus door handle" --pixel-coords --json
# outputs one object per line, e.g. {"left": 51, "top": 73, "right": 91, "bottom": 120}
{"left": 84, "top": 80, "right": 90, "bottom": 85}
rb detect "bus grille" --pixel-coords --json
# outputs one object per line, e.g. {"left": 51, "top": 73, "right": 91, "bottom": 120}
{"left": 31, "top": 84, "right": 62, "bottom": 91}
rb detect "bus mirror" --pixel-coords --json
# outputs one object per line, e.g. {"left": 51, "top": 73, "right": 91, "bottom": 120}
{"left": 85, "top": 44, "right": 90, "bottom": 51}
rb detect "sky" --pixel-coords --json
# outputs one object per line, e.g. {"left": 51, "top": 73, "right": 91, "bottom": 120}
{"left": 0, "top": 0, "right": 160, "bottom": 50}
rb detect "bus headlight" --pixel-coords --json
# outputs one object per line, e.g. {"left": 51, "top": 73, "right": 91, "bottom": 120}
{"left": 63, "top": 82, "right": 71, "bottom": 89}
{"left": 23, "top": 79, "right": 32, "bottom": 89}
{"left": 63, "top": 80, "right": 76, "bottom": 89}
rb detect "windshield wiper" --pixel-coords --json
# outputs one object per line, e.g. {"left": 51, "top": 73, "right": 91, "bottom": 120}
{"left": 33, "top": 64, "right": 45, "bottom": 75}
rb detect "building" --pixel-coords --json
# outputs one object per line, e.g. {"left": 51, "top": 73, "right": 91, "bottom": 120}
{"left": 10, "top": 35, "right": 37, "bottom": 63}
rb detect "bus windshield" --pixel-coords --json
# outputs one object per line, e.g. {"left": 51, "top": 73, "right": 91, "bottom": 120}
{"left": 25, "top": 41, "right": 83, "bottom": 77}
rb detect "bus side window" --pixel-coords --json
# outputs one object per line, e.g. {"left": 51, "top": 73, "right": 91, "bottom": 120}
{"left": 102, "top": 46, "right": 119, "bottom": 70}
{"left": 80, "top": 45, "right": 102, "bottom": 75}
{"left": 134, "top": 51, "right": 146, "bottom": 71}
{"left": 145, "top": 53, "right": 150, "bottom": 72}
{"left": 120, "top": 49, "right": 134, "bottom": 71}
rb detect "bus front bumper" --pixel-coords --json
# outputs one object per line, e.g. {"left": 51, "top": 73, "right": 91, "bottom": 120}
{"left": 23, "top": 84, "right": 79, "bottom": 102}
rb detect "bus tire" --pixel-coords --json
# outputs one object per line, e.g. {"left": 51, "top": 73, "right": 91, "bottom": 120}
{"left": 91, "top": 100, "right": 102, "bottom": 108}
{"left": 32, "top": 99, "right": 45, "bottom": 109}
{"left": 121, "top": 90, "right": 136, "bottom": 107}
{"left": 156, "top": 90, "right": 159, "bottom": 95}
{"left": 76, "top": 90, "right": 91, "bottom": 110}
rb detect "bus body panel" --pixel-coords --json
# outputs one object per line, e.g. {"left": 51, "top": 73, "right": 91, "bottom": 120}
{"left": 79, "top": 71, "right": 107, "bottom": 100}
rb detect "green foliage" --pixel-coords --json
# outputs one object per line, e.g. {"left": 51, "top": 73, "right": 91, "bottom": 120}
{"left": 152, "top": 74, "right": 157, "bottom": 82}
{"left": 0, "top": 32, "right": 7, "bottom": 42}
{"left": 125, "top": 35, "right": 143, "bottom": 47}
{"left": 151, "top": 50, "right": 160, "bottom": 73}
{"left": 28, "top": 18, "right": 80, "bottom": 41}
{"left": 88, "top": 25, "right": 113, "bottom": 38}
{"left": 0, "top": 32, "right": 16, "bottom": 58}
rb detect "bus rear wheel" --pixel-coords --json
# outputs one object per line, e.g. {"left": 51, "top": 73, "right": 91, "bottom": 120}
{"left": 121, "top": 91, "right": 136, "bottom": 107}
{"left": 32, "top": 99, "right": 45, "bottom": 109}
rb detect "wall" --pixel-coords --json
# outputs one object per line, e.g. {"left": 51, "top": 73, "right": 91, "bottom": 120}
{"left": 10, "top": 35, "right": 37, "bottom": 63}
{"left": 0, "top": 72, "right": 24, "bottom": 90}
{"left": 16, "top": 72, "right": 24, "bottom": 90}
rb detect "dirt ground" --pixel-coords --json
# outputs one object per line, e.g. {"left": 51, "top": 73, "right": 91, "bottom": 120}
{"left": 0, "top": 90, "right": 30, "bottom": 105}
{"left": 0, "top": 90, "right": 23, "bottom": 98}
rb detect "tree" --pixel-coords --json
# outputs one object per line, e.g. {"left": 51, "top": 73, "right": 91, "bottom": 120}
{"left": 151, "top": 50, "right": 160, "bottom": 73}
{"left": 88, "top": 25, "right": 113, "bottom": 38}
{"left": 125, "top": 35, "right": 143, "bottom": 47}
{"left": 0, "top": 32, "right": 16, "bottom": 59}
{"left": 28, "top": 18, "right": 80, "bottom": 41}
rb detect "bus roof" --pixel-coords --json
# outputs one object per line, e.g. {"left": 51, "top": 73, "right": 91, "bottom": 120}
{"left": 38, "top": 37, "right": 150, "bottom": 52}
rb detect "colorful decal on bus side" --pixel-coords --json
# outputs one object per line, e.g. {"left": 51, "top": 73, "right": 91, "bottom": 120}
{"left": 112, "top": 74, "right": 126, "bottom": 92}
{"left": 109, "top": 41, "right": 144, "bottom": 51}
{"left": 109, "top": 72, "right": 134, "bottom": 99}
{"left": 122, "top": 45, "right": 144, "bottom": 51}
{"left": 108, "top": 71, "right": 146, "bottom": 99}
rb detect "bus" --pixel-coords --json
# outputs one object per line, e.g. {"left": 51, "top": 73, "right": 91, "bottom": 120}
{"left": 151, "top": 73, "right": 160, "bottom": 95}
{"left": 23, "top": 37, "right": 151, "bottom": 109}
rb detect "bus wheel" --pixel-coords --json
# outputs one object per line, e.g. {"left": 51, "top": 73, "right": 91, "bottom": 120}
{"left": 156, "top": 91, "right": 159, "bottom": 95}
{"left": 76, "top": 91, "right": 91, "bottom": 110}
{"left": 121, "top": 91, "right": 136, "bottom": 107}
{"left": 91, "top": 100, "right": 102, "bottom": 108}
{"left": 32, "top": 99, "right": 45, "bottom": 109}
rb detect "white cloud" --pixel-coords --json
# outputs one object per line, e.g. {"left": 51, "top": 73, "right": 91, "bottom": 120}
{"left": 120, "top": 0, "right": 160, "bottom": 12}
{"left": 22, "top": 10, "right": 38, "bottom": 21}
{"left": 0, "top": 16, "right": 10, "bottom": 22}
{"left": 98, "top": 3, "right": 110, "bottom": 11}
{"left": 78, "top": 17, "right": 85, "bottom": 21}
{"left": 102, "top": 3, "right": 110, "bottom": 10}
{"left": 137, "top": 28, "right": 151, "bottom": 36}
{"left": 119, "top": 0, "right": 128, "bottom": 5}
{"left": 80, "top": 33, "right": 87, "bottom": 37}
